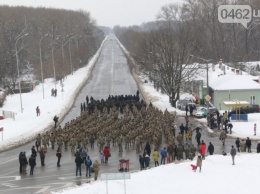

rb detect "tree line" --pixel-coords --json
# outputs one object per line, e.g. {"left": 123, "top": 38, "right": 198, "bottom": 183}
{"left": 114, "top": 0, "right": 260, "bottom": 107}
{"left": 0, "top": 6, "right": 104, "bottom": 88}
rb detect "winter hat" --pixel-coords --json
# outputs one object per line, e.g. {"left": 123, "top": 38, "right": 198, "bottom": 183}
{"left": 198, "top": 153, "right": 201, "bottom": 156}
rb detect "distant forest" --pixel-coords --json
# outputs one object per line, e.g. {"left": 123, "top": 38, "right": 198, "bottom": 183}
{"left": 0, "top": 6, "right": 105, "bottom": 87}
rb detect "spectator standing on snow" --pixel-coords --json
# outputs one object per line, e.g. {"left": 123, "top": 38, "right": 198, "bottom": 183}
{"left": 257, "top": 141, "right": 260, "bottom": 153}
{"left": 85, "top": 156, "right": 92, "bottom": 177}
{"left": 93, "top": 160, "right": 100, "bottom": 181}
{"left": 200, "top": 140, "right": 207, "bottom": 159}
{"left": 235, "top": 138, "right": 240, "bottom": 152}
{"left": 207, "top": 142, "right": 214, "bottom": 155}
{"left": 144, "top": 142, "right": 151, "bottom": 156}
{"left": 144, "top": 154, "right": 150, "bottom": 169}
{"left": 230, "top": 145, "right": 237, "bottom": 165}
{"left": 139, "top": 155, "right": 144, "bottom": 170}
{"left": 152, "top": 149, "right": 159, "bottom": 167}
{"left": 246, "top": 137, "right": 252, "bottom": 153}
{"left": 160, "top": 147, "right": 167, "bottom": 165}
{"left": 240, "top": 139, "right": 246, "bottom": 152}
{"left": 36, "top": 106, "right": 40, "bottom": 116}
{"left": 195, "top": 153, "right": 202, "bottom": 172}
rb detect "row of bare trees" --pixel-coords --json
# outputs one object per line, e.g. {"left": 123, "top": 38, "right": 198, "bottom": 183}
{"left": 0, "top": 6, "right": 104, "bottom": 88}
{"left": 114, "top": 0, "right": 260, "bottom": 107}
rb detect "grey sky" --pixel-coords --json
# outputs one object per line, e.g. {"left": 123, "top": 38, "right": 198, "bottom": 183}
{"left": 0, "top": 0, "right": 183, "bottom": 27}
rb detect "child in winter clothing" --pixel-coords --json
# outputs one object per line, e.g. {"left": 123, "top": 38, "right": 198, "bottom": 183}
{"left": 100, "top": 151, "right": 104, "bottom": 163}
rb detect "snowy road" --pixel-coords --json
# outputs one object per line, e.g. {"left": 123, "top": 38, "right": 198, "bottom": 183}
{"left": 61, "top": 35, "right": 138, "bottom": 125}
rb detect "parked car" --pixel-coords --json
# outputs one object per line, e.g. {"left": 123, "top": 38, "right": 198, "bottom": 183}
{"left": 194, "top": 107, "right": 206, "bottom": 118}
{"left": 231, "top": 105, "right": 260, "bottom": 114}
{"left": 196, "top": 107, "right": 218, "bottom": 118}
{"left": 195, "top": 110, "right": 205, "bottom": 118}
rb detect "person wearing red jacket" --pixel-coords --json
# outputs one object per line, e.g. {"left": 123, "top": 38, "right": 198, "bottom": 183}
{"left": 103, "top": 146, "right": 110, "bottom": 163}
{"left": 200, "top": 140, "right": 207, "bottom": 160}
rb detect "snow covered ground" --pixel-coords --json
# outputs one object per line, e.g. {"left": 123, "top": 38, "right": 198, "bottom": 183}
{"left": 52, "top": 153, "right": 260, "bottom": 194}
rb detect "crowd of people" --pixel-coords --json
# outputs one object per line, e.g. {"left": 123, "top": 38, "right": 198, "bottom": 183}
{"left": 18, "top": 90, "right": 260, "bottom": 178}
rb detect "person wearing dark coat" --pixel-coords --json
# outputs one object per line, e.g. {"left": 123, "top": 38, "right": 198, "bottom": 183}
{"left": 235, "top": 138, "right": 241, "bottom": 152}
{"left": 185, "top": 105, "right": 188, "bottom": 116}
{"left": 56, "top": 148, "right": 62, "bottom": 167}
{"left": 144, "top": 154, "right": 150, "bottom": 169}
{"left": 180, "top": 124, "right": 185, "bottom": 135}
{"left": 207, "top": 142, "right": 214, "bottom": 155}
{"left": 257, "top": 141, "right": 260, "bottom": 153}
{"left": 189, "top": 105, "right": 193, "bottom": 116}
{"left": 29, "top": 154, "right": 36, "bottom": 175}
{"left": 75, "top": 155, "right": 83, "bottom": 176}
{"left": 195, "top": 131, "right": 201, "bottom": 146}
{"left": 246, "top": 137, "right": 252, "bottom": 153}
{"left": 144, "top": 142, "right": 151, "bottom": 156}
{"left": 86, "top": 95, "right": 89, "bottom": 105}
{"left": 19, "top": 152, "right": 23, "bottom": 173}
{"left": 21, "top": 152, "right": 28, "bottom": 174}
{"left": 139, "top": 155, "right": 144, "bottom": 170}
{"left": 31, "top": 146, "right": 37, "bottom": 157}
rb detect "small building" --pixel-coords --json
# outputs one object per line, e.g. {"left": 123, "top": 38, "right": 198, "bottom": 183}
{"left": 209, "top": 74, "right": 260, "bottom": 110}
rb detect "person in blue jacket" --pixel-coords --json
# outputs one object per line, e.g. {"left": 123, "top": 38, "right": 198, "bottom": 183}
{"left": 160, "top": 147, "right": 167, "bottom": 165}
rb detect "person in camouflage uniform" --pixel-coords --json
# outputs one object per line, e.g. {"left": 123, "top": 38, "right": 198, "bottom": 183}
{"left": 50, "top": 133, "right": 56, "bottom": 150}
{"left": 177, "top": 144, "right": 184, "bottom": 160}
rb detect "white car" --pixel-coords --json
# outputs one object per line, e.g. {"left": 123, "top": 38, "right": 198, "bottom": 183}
{"left": 195, "top": 107, "right": 206, "bottom": 118}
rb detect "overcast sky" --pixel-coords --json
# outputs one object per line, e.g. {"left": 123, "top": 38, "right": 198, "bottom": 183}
{"left": 0, "top": 0, "right": 183, "bottom": 28}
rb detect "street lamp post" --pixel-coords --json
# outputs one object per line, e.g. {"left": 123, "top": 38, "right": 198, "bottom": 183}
{"left": 39, "top": 34, "right": 48, "bottom": 99}
{"left": 69, "top": 37, "right": 73, "bottom": 75}
{"left": 15, "top": 33, "right": 29, "bottom": 113}
{"left": 190, "top": 55, "right": 212, "bottom": 114}
{"left": 51, "top": 46, "right": 56, "bottom": 90}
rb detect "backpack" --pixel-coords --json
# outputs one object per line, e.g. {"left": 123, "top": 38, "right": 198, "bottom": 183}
{"left": 85, "top": 159, "right": 92, "bottom": 166}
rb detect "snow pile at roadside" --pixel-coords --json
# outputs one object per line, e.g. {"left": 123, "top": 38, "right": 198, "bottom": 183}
{"left": 52, "top": 153, "right": 260, "bottom": 194}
